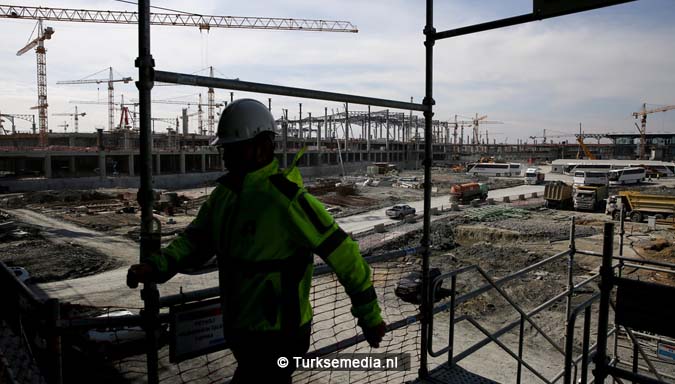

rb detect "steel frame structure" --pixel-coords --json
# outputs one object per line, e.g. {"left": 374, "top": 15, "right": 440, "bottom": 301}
{"left": 134, "top": 1, "right": 638, "bottom": 382}
{"left": 0, "top": 4, "right": 358, "bottom": 32}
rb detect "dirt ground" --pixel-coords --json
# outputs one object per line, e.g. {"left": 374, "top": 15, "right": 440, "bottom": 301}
{"left": 1, "top": 169, "right": 674, "bottom": 382}
{"left": 0, "top": 211, "right": 121, "bottom": 283}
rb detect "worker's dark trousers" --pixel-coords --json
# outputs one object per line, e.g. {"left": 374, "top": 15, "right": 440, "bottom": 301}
{"left": 228, "top": 323, "right": 311, "bottom": 384}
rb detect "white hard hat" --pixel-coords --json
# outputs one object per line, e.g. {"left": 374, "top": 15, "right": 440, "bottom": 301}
{"left": 210, "top": 98, "right": 276, "bottom": 146}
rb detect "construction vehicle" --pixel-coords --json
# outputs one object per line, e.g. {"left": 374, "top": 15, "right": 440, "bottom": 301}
{"left": 524, "top": 167, "right": 545, "bottom": 185}
{"left": 573, "top": 170, "right": 608, "bottom": 186}
{"left": 633, "top": 103, "right": 675, "bottom": 160}
{"left": 544, "top": 181, "right": 573, "bottom": 209}
{"left": 576, "top": 136, "right": 596, "bottom": 160}
{"left": 573, "top": 185, "right": 608, "bottom": 211}
{"left": 606, "top": 191, "right": 675, "bottom": 222}
{"left": 449, "top": 182, "right": 488, "bottom": 203}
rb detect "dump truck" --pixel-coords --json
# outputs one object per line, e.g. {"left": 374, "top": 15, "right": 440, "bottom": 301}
{"left": 544, "top": 181, "right": 573, "bottom": 209}
{"left": 449, "top": 182, "right": 488, "bottom": 203}
{"left": 606, "top": 191, "right": 675, "bottom": 222}
{"left": 524, "top": 167, "right": 545, "bottom": 185}
{"left": 573, "top": 185, "right": 608, "bottom": 211}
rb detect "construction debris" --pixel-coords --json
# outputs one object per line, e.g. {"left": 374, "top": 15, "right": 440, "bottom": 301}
{"left": 464, "top": 206, "right": 531, "bottom": 222}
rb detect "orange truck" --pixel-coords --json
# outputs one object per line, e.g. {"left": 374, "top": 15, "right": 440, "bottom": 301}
{"left": 449, "top": 182, "right": 489, "bottom": 203}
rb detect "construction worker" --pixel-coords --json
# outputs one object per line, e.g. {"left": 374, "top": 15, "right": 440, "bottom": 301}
{"left": 127, "top": 98, "right": 386, "bottom": 383}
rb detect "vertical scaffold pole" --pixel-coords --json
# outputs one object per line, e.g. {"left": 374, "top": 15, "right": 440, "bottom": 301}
{"left": 419, "top": 0, "right": 435, "bottom": 378}
{"left": 136, "top": 1, "right": 160, "bottom": 383}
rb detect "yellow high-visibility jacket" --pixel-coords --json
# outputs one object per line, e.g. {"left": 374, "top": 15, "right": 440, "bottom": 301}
{"left": 147, "top": 158, "right": 382, "bottom": 333}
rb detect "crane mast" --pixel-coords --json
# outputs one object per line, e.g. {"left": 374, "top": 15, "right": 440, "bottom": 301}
{"left": 208, "top": 67, "right": 215, "bottom": 135}
{"left": 633, "top": 103, "right": 675, "bottom": 160}
{"left": 16, "top": 20, "right": 53, "bottom": 146}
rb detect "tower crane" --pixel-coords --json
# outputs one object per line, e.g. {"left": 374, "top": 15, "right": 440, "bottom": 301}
{"left": 57, "top": 67, "right": 132, "bottom": 132}
{"left": 57, "top": 120, "right": 69, "bottom": 132}
{"left": 133, "top": 97, "right": 225, "bottom": 135}
{"left": 3, "top": 4, "right": 357, "bottom": 141}
{"left": 633, "top": 103, "right": 675, "bottom": 160}
{"left": 0, "top": 113, "right": 36, "bottom": 134}
{"left": 16, "top": 20, "right": 53, "bottom": 146}
{"left": 52, "top": 106, "right": 86, "bottom": 133}
{"left": 471, "top": 114, "right": 503, "bottom": 144}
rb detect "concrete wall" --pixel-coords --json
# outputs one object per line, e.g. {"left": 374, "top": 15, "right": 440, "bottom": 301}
{"left": 0, "top": 172, "right": 223, "bottom": 192}
{"left": 0, "top": 161, "right": 408, "bottom": 192}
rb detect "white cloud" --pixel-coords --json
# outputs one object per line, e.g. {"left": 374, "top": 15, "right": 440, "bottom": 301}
{"left": 1, "top": 1, "right": 674, "bottom": 138}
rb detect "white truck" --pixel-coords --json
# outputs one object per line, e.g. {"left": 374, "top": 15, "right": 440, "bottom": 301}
{"left": 524, "top": 168, "right": 545, "bottom": 185}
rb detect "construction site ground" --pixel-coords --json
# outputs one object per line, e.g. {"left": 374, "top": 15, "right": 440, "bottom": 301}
{"left": 1, "top": 167, "right": 675, "bottom": 383}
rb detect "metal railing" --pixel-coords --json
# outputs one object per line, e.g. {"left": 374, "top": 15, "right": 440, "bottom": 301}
{"left": 423, "top": 219, "right": 675, "bottom": 384}
{"left": 422, "top": 217, "right": 613, "bottom": 383}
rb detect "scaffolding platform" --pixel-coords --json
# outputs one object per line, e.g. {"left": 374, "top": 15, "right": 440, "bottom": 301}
{"left": 408, "top": 364, "right": 499, "bottom": 384}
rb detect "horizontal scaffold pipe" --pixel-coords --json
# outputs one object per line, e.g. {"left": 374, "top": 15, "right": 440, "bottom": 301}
{"left": 155, "top": 71, "right": 429, "bottom": 112}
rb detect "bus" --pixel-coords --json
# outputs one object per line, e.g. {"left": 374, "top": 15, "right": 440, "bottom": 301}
{"left": 608, "top": 167, "right": 646, "bottom": 185}
{"left": 466, "top": 163, "right": 521, "bottom": 177}
{"left": 573, "top": 171, "right": 608, "bottom": 186}
{"left": 550, "top": 159, "right": 675, "bottom": 177}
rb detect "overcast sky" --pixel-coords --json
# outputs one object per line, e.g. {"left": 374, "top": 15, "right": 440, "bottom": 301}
{"left": 1, "top": 0, "right": 674, "bottom": 143}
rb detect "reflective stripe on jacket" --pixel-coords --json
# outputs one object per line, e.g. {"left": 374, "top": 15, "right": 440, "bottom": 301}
{"left": 147, "top": 158, "right": 382, "bottom": 332}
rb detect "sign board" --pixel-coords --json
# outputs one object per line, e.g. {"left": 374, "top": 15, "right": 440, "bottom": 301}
{"left": 170, "top": 298, "right": 226, "bottom": 363}
{"left": 657, "top": 342, "right": 675, "bottom": 362}
{"left": 533, "top": 0, "right": 635, "bottom": 18}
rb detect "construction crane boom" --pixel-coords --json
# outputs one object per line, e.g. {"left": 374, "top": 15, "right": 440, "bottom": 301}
{"left": 5, "top": 5, "right": 357, "bottom": 137}
{"left": 471, "top": 113, "right": 503, "bottom": 144}
{"left": 632, "top": 103, "right": 675, "bottom": 159}
{"left": 52, "top": 106, "right": 85, "bottom": 133}
{"left": 58, "top": 67, "right": 132, "bottom": 131}
{"left": 0, "top": 4, "right": 358, "bottom": 32}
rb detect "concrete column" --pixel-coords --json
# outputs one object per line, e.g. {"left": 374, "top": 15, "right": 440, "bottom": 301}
{"left": 128, "top": 154, "right": 135, "bottom": 177}
{"left": 44, "top": 155, "right": 52, "bottom": 178}
{"left": 179, "top": 151, "right": 186, "bottom": 174}
{"left": 68, "top": 136, "right": 76, "bottom": 147}
{"left": 69, "top": 156, "right": 76, "bottom": 176}
{"left": 385, "top": 110, "right": 390, "bottom": 150}
{"left": 367, "top": 105, "right": 371, "bottom": 155}
{"left": 98, "top": 152, "right": 106, "bottom": 178}
{"left": 298, "top": 103, "right": 303, "bottom": 140}
{"left": 282, "top": 109, "right": 288, "bottom": 168}
{"left": 201, "top": 153, "right": 206, "bottom": 172}
{"left": 155, "top": 153, "right": 161, "bottom": 175}
{"left": 344, "top": 103, "right": 349, "bottom": 152}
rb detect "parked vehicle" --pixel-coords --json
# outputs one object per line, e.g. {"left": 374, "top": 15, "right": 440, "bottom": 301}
{"left": 386, "top": 204, "right": 416, "bottom": 219}
{"left": 544, "top": 181, "right": 574, "bottom": 209}
{"left": 466, "top": 163, "right": 521, "bottom": 177}
{"left": 608, "top": 167, "right": 646, "bottom": 185}
{"left": 606, "top": 191, "right": 675, "bottom": 222}
{"left": 573, "top": 185, "right": 608, "bottom": 211}
{"left": 524, "top": 168, "right": 545, "bottom": 185}
{"left": 449, "top": 182, "right": 488, "bottom": 203}
{"left": 83, "top": 310, "right": 168, "bottom": 358}
{"left": 573, "top": 170, "right": 608, "bottom": 186}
